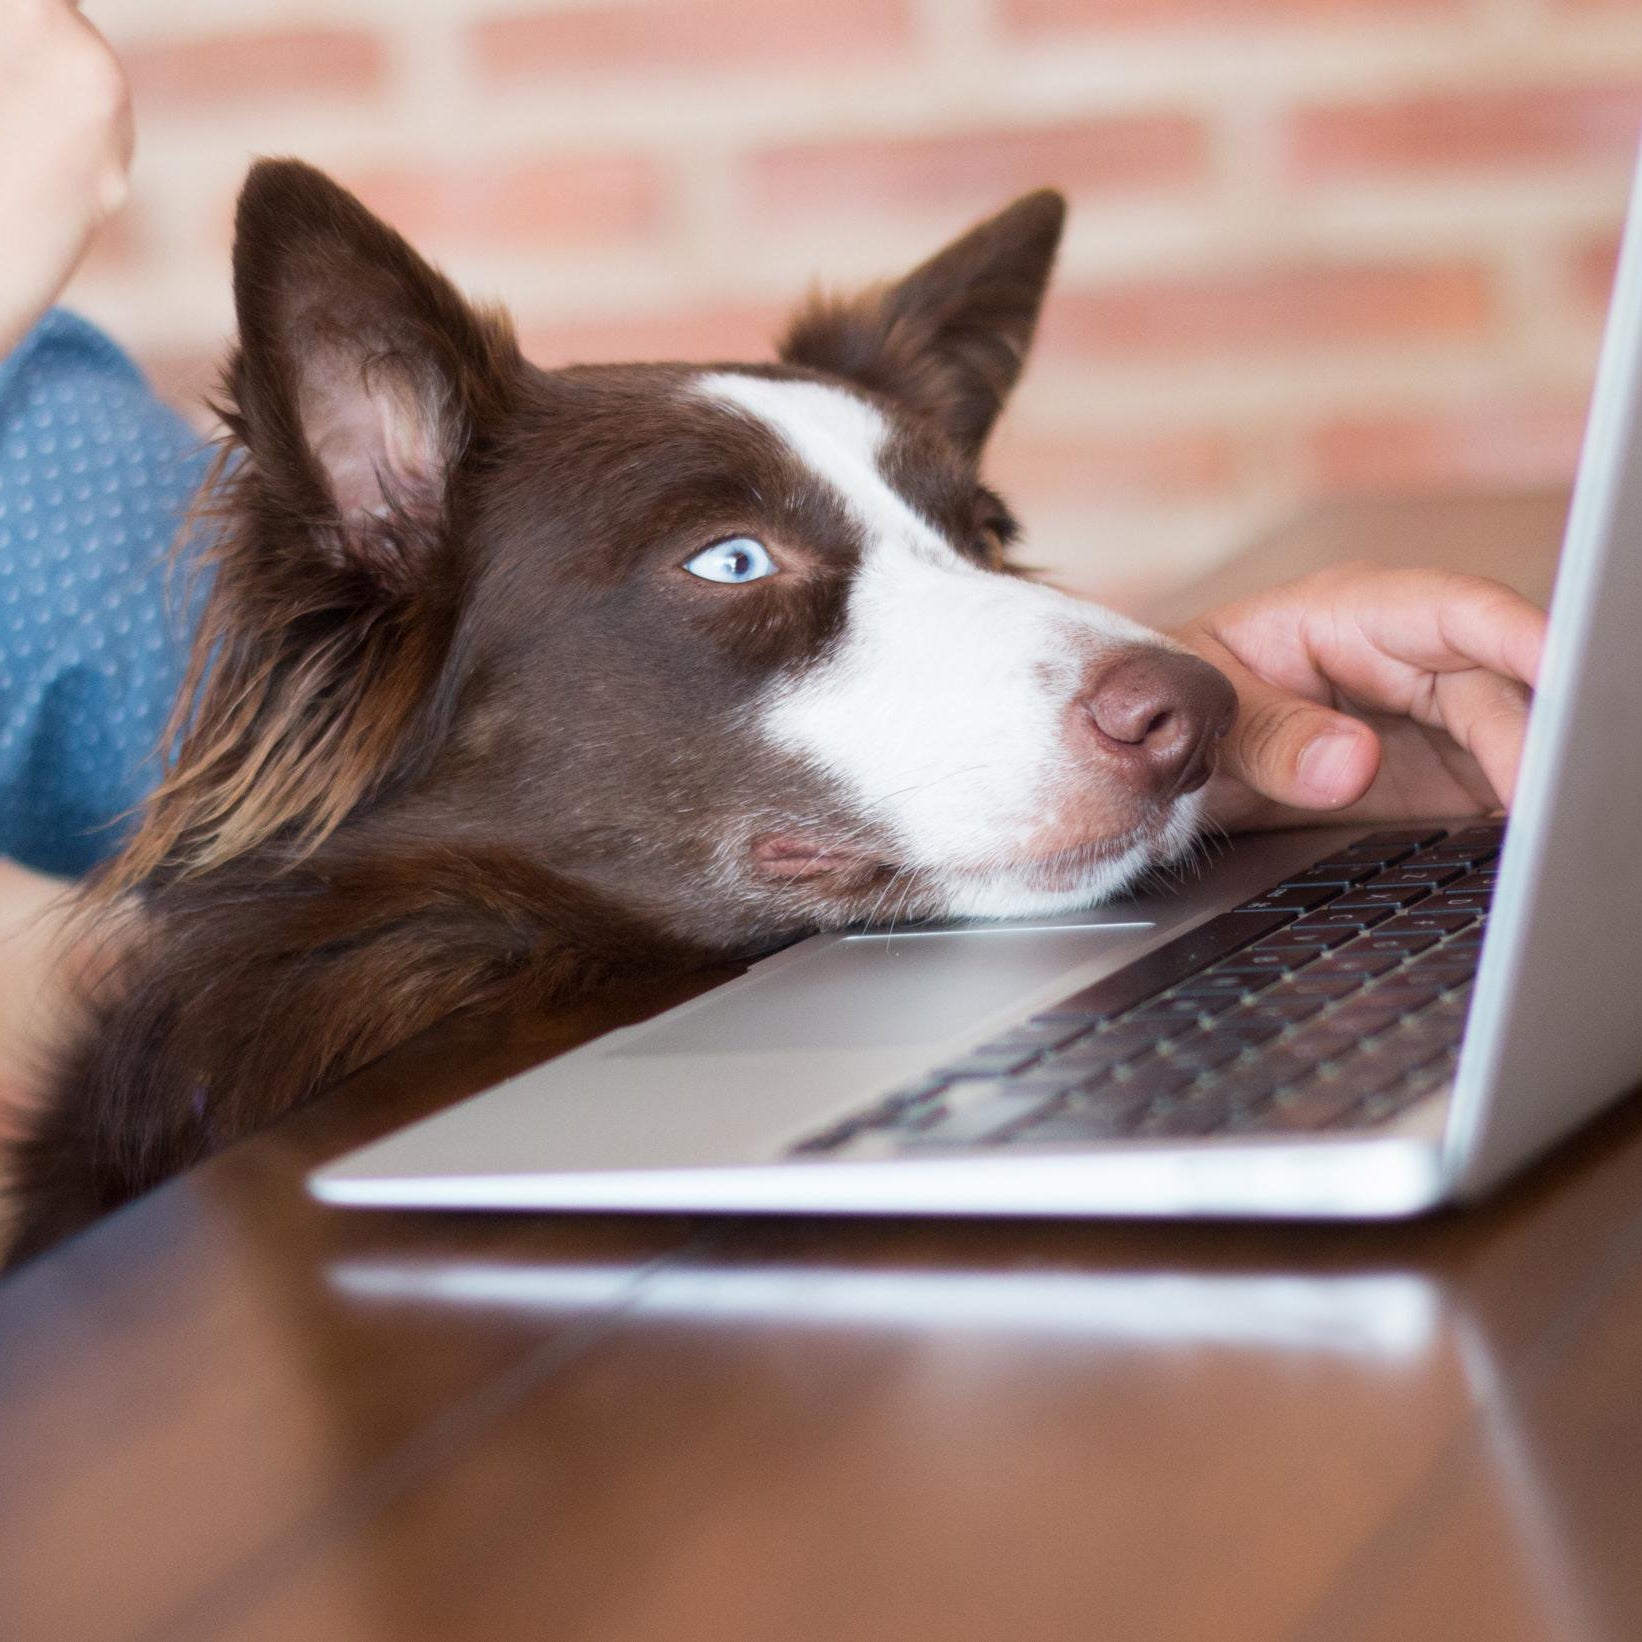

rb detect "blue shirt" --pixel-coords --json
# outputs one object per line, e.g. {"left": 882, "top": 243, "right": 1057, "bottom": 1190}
{"left": 0, "top": 311, "right": 211, "bottom": 875}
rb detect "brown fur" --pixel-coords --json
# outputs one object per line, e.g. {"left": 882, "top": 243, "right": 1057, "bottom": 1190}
{"left": 5, "top": 160, "right": 1071, "bottom": 1268}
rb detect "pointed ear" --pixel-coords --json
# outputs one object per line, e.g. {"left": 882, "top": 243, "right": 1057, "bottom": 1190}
{"left": 107, "top": 160, "right": 525, "bottom": 889}
{"left": 778, "top": 189, "right": 1065, "bottom": 458}
{"left": 225, "top": 156, "right": 521, "bottom": 586}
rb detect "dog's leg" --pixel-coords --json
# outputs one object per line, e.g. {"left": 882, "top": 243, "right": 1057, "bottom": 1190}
{"left": 2, "top": 848, "right": 698, "bottom": 1269}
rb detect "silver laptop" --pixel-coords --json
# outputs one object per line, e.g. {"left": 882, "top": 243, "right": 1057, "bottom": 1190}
{"left": 311, "top": 147, "right": 1642, "bottom": 1223}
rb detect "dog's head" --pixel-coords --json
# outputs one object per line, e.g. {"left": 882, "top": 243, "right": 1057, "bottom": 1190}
{"left": 139, "top": 159, "right": 1234, "bottom": 952}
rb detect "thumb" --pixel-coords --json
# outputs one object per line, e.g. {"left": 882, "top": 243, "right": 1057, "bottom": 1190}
{"left": 1210, "top": 654, "right": 1382, "bottom": 811}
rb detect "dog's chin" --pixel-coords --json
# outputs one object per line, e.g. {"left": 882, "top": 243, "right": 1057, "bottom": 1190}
{"left": 748, "top": 793, "right": 1208, "bottom": 927}
{"left": 932, "top": 795, "right": 1207, "bottom": 921}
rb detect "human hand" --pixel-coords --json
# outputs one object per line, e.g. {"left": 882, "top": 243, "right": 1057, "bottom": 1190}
{"left": 1174, "top": 563, "right": 1547, "bottom": 833}
{"left": 0, "top": 0, "right": 132, "bottom": 359}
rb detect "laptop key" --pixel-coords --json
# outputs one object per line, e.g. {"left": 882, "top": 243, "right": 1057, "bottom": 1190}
{"left": 1349, "top": 935, "right": 1440, "bottom": 961}
{"left": 1278, "top": 861, "right": 1382, "bottom": 889}
{"left": 1135, "top": 1091, "right": 1243, "bottom": 1139}
{"left": 1212, "top": 947, "right": 1325, "bottom": 974}
{"left": 1414, "top": 845, "right": 1499, "bottom": 868}
{"left": 1163, "top": 1031, "right": 1250, "bottom": 1073}
{"left": 1248, "top": 991, "right": 1332, "bottom": 1024}
{"left": 1331, "top": 886, "right": 1432, "bottom": 911}
{"left": 1253, "top": 926, "right": 1357, "bottom": 952}
{"left": 1419, "top": 889, "right": 1493, "bottom": 913}
{"left": 1207, "top": 1015, "right": 1287, "bottom": 1049}
{"left": 899, "top": 1084, "right": 1060, "bottom": 1147}
{"left": 1280, "top": 1020, "right": 1373, "bottom": 1063}
{"left": 1107, "top": 1057, "right": 1204, "bottom": 1103}
{"left": 935, "top": 1047, "right": 1043, "bottom": 1079}
{"left": 1324, "top": 996, "right": 1409, "bottom": 1037}
{"left": 1288, "top": 906, "right": 1396, "bottom": 932}
{"left": 1443, "top": 870, "right": 1497, "bottom": 895}
{"left": 1315, "top": 844, "right": 1416, "bottom": 871}
{"left": 1358, "top": 982, "right": 1441, "bottom": 1014}
{"left": 1051, "top": 1026, "right": 1163, "bottom": 1074}
{"left": 973, "top": 1019, "right": 1092, "bottom": 1054}
{"left": 1358, "top": 1056, "right": 1458, "bottom": 1124}
{"left": 1128, "top": 993, "right": 1243, "bottom": 1025}
{"left": 1267, "top": 1075, "right": 1374, "bottom": 1132}
{"left": 1036, "top": 909, "right": 1295, "bottom": 1021}
{"left": 1239, "top": 885, "right": 1342, "bottom": 913}
{"left": 1357, "top": 829, "right": 1450, "bottom": 849}
{"left": 1237, "top": 1040, "right": 1333, "bottom": 1087}
{"left": 1368, "top": 864, "right": 1468, "bottom": 890}
{"left": 1416, "top": 962, "right": 1479, "bottom": 990}
{"left": 1352, "top": 931, "right": 1441, "bottom": 954}
{"left": 1373, "top": 912, "right": 1477, "bottom": 937}
{"left": 1009, "top": 1095, "right": 1155, "bottom": 1145}
{"left": 1272, "top": 971, "right": 1368, "bottom": 999}
{"left": 1173, "top": 969, "right": 1284, "bottom": 998}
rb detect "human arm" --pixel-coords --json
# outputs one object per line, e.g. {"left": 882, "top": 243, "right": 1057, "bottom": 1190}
{"left": 0, "top": 0, "right": 132, "bottom": 358}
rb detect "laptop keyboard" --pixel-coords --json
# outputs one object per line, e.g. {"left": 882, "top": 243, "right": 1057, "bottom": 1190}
{"left": 791, "top": 823, "right": 1503, "bottom": 1157}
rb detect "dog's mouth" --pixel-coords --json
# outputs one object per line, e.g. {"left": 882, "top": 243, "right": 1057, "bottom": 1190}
{"left": 750, "top": 834, "right": 890, "bottom": 884}
{"left": 749, "top": 810, "right": 1186, "bottom": 898}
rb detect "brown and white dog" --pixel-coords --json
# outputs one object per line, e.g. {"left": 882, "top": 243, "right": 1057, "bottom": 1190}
{"left": 7, "top": 159, "right": 1234, "bottom": 1264}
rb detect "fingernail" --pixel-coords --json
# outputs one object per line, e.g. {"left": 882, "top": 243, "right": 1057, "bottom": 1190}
{"left": 1298, "top": 731, "right": 1360, "bottom": 804}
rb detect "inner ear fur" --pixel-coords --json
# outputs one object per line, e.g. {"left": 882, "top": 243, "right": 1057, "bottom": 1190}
{"left": 107, "top": 159, "right": 523, "bottom": 892}
{"left": 778, "top": 188, "right": 1066, "bottom": 458}
{"left": 228, "top": 156, "right": 521, "bottom": 573}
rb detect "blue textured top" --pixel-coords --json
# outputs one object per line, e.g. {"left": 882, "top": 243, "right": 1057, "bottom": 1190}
{"left": 0, "top": 311, "right": 211, "bottom": 875}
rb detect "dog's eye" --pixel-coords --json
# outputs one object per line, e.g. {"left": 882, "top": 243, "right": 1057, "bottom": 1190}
{"left": 684, "top": 537, "right": 778, "bottom": 584}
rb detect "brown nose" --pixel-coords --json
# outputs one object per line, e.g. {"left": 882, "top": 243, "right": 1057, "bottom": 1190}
{"left": 1081, "top": 647, "right": 1237, "bottom": 798}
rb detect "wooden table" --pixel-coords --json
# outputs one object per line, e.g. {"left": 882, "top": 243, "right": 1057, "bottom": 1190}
{"left": 9, "top": 489, "right": 1640, "bottom": 1642}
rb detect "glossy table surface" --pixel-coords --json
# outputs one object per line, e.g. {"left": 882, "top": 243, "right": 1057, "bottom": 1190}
{"left": 9, "top": 488, "right": 1641, "bottom": 1642}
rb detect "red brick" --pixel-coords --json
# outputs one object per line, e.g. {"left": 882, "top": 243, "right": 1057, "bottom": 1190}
{"left": 1288, "top": 83, "right": 1642, "bottom": 181}
{"left": 1003, "top": 0, "right": 1458, "bottom": 34}
{"left": 122, "top": 29, "right": 387, "bottom": 112}
{"left": 987, "top": 426, "right": 1245, "bottom": 502}
{"left": 519, "top": 302, "right": 787, "bottom": 366}
{"left": 347, "top": 156, "right": 667, "bottom": 254}
{"left": 1307, "top": 398, "right": 1589, "bottom": 490}
{"left": 748, "top": 117, "right": 1209, "bottom": 219}
{"left": 472, "top": 0, "right": 913, "bottom": 81}
{"left": 1040, "top": 260, "right": 1495, "bottom": 358}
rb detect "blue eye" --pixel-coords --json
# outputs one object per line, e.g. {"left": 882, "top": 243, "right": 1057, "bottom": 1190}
{"left": 684, "top": 536, "right": 777, "bottom": 584}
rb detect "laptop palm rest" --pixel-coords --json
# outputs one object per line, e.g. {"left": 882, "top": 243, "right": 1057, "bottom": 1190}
{"left": 617, "top": 921, "right": 1156, "bottom": 1056}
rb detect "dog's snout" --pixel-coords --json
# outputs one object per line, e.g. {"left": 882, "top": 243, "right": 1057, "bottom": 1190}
{"left": 1080, "top": 648, "right": 1237, "bottom": 797}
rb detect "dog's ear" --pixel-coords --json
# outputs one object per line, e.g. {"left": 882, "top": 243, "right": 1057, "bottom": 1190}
{"left": 108, "top": 160, "right": 525, "bottom": 889}
{"left": 778, "top": 189, "right": 1065, "bottom": 459}
{"left": 226, "top": 156, "right": 520, "bottom": 582}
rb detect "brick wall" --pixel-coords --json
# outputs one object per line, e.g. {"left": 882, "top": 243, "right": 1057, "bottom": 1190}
{"left": 65, "top": 0, "right": 1642, "bottom": 604}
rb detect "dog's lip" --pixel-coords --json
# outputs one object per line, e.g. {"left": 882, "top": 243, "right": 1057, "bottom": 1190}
{"left": 940, "top": 818, "right": 1167, "bottom": 889}
{"left": 753, "top": 817, "right": 1163, "bottom": 890}
{"left": 946, "top": 835, "right": 1135, "bottom": 883}
{"left": 749, "top": 833, "right": 886, "bottom": 882}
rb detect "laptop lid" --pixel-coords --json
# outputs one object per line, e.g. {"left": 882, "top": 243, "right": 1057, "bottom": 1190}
{"left": 1444, "top": 135, "right": 1642, "bottom": 1197}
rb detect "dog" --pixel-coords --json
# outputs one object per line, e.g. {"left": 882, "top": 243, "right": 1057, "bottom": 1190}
{"left": 5, "top": 158, "right": 1234, "bottom": 1265}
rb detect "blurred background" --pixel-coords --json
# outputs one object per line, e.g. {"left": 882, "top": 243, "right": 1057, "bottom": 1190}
{"left": 66, "top": 0, "right": 1642, "bottom": 607}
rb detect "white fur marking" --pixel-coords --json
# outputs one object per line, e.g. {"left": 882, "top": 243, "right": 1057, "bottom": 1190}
{"left": 699, "top": 371, "right": 1186, "bottom": 917}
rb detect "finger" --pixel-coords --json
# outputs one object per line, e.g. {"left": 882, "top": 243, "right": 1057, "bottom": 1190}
{"left": 1319, "top": 572, "right": 1548, "bottom": 700}
{"left": 1194, "top": 636, "right": 1383, "bottom": 810}
{"left": 1432, "top": 667, "right": 1536, "bottom": 806}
